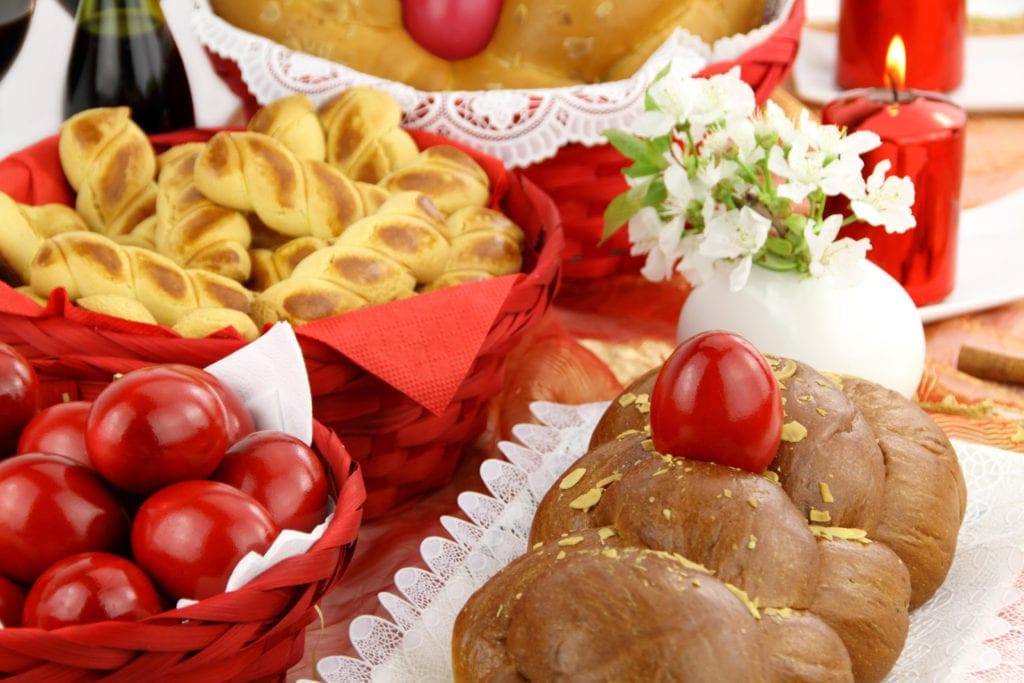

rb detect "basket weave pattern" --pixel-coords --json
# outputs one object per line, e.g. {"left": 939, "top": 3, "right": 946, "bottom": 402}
{"left": 0, "top": 421, "right": 365, "bottom": 682}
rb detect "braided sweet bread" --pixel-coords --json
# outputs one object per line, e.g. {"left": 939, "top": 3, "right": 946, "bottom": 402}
{"left": 247, "top": 93, "right": 326, "bottom": 162}
{"left": 193, "top": 131, "right": 372, "bottom": 241}
{"left": 58, "top": 107, "right": 157, "bottom": 243}
{"left": 0, "top": 192, "right": 88, "bottom": 285}
{"left": 249, "top": 192, "right": 447, "bottom": 326}
{"left": 455, "top": 351, "right": 966, "bottom": 682}
{"left": 29, "top": 231, "right": 257, "bottom": 339}
{"left": 154, "top": 143, "right": 253, "bottom": 282}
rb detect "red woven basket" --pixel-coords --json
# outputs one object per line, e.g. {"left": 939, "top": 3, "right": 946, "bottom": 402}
{"left": 519, "top": 0, "right": 807, "bottom": 281}
{"left": 0, "top": 129, "right": 563, "bottom": 520}
{"left": 0, "top": 420, "right": 365, "bottom": 682}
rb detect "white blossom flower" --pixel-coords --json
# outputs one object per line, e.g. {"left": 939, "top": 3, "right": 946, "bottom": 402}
{"left": 770, "top": 142, "right": 865, "bottom": 202}
{"left": 698, "top": 206, "right": 772, "bottom": 290}
{"left": 676, "top": 233, "right": 716, "bottom": 285}
{"left": 725, "top": 118, "right": 764, "bottom": 165}
{"left": 694, "top": 155, "right": 739, "bottom": 199}
{"left": 805, "top": 214, "right": 870, "bottom": 285}
{"left": 628, "top": 207, "right": 687, "bottom": 281}
{"left": 632, "top": 59, "right": 708, "bottom": 137}
{"left": 806, "top": 121, "right": 880, "bottom": 158}
{"left": 662, "top": 163, "right": 696, "bottom": 218}
{"left": 850, "top": 160, "right": 917, "bottom": 233}
{"left": 684, "top": 67, "right": 756, "bottom": 138}
{"left": 756, "top": 100, "right": 798, "bottom": 148}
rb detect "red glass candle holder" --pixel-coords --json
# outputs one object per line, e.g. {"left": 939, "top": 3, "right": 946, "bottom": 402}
{"left": 837, "top": 0, "right": 966, "bottom": 92}
{"left": 822, "top": 89, "right": 967, "bottom": 306}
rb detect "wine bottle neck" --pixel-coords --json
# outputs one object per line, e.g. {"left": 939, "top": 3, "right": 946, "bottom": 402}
{"left": 74, "top": 0, "right": 167, "bottom": 34}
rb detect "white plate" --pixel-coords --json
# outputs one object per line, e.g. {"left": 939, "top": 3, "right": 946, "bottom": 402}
{"left": 919, "top": 188, "right": 1024, "bottom": 323}
{"left": 318, "top": 401, "right": 1024, "bottom": 683}
{"left": 793, "top": 27, "right": 1024, "bottom": 113}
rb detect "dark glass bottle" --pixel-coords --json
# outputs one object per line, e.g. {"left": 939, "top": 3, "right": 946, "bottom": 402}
{"left": 0, "top": 1, "right": 35, "bottom": 81}
{"left": 63, "top": 0, "right": 195, "bottom": 133}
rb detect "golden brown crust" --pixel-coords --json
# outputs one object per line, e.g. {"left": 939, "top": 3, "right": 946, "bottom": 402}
{"left": 0, "top": 192, "right": 88, "bottom": 285}
{"left": 810, "top": 538, "right": 911, "bottom": 683}
{"left": 840, "top": 375, "right": 967, "bottom": 608}
{"left": 320, "top": 86, "right": 419, "bottom": 183}
{"left": 420, "top": 206, "right": 525, "bottom": 292}
{"left": 758, "top": 611, "right": 854, "bottom": 682}
{"left": 531, "top": 433, "right": 822, "bottom": 609}
{"left": 58, "top": 107, "right": 157, "bottom": 241}
{"left": 249, "top": 236, "right": 328, "bottom": 292}
{"left": 453, "top": 534, "right": 771, "bottom": 683}
{"left": 155, "top": 143, "right": 253, "bottom": 282}
{"left": 333, "top": 192, "right": 451, "bottom": 284}
{"left": 193, "top": 131, "right": 370, "bottom": 241}
{"left": 769, "top": 359, "right": 886, "bottom": 533}
{"left": 587, "top": 367, "right": 658, "bottom": 449}
{"left": 209, "top": 0, "right": 769, "bottom": 91}
{"left": 29, "top": 232, "right": 252, "bottom": 330}
{"left": 248, "top": 94, "right": 326, "bottom": 161}
{"left": 379, "top": 146, "right": 490, "bottom": 215}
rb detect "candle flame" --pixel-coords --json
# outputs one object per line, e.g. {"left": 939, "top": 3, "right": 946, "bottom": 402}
{"left": 885, "top": 35, "right": 907, "bottom": 92}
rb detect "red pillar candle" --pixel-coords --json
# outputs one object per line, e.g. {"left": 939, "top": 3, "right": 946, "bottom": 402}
{"left": 822, "top": 39, "right": 967, "bottom": 307}
{"left": 837, "top": 0, "right": 966, "bottom": 92}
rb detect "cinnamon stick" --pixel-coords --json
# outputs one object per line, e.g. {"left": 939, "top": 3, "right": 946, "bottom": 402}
{"left": 956, "top": 345, "right": 1024, "bottom": 385}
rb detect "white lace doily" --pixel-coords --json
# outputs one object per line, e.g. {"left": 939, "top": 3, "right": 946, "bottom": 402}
{"left": 190, "top": 0, "right": 795, "bottom": 168}
{"left": 310, "top": 400, "right": 1024, "bottom": 683}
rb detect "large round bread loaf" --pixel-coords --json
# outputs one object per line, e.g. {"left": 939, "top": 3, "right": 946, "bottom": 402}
{"left": 454, "top": 355, "right": 966, "bottom": 682}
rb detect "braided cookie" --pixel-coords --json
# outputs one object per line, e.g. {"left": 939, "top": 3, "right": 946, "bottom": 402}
{"left": 0, "top": 191, "right": 88, "bottom": 285}
{"left": 248, "top": 94, "right": 326, "bottom": 161}
{"left": 193, "top": 131, "right": 371, "bottom": 241}
{"left": 250, "top": 192, "right": 447, "bottom": 326}
{"left": 58, "top": 107, "right": 157, "bottom": 241}
{"left": 29, "top": 231, "right": 255, "bottom": 339}
{"left": 422, "top": 206, "right": 525, "bottom": 291}
{"left": 319, "top": 86, "right": 419, "bottom": 183}
{"left": 155, "top": 143, "right": 253, "bottom": 282}
{"left": 379, "top": 145, "right": 490, "bottom": 214}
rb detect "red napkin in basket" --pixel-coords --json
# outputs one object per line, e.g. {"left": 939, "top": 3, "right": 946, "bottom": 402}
{"left": 299, "top": 275, "right": 517, "bottom": 415}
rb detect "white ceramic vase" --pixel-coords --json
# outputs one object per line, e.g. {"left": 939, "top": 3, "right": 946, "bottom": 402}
{"left": 676, "top": 261, "right": 926, "bottom": 398}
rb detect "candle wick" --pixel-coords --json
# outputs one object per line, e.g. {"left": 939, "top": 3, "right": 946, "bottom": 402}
{"left": 890, "top": 80, "right": 899, "bottom": 103}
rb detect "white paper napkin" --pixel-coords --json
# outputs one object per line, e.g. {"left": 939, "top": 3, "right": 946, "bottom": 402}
{"left": 205, "top": 321, "right": 313, "bottom": 446}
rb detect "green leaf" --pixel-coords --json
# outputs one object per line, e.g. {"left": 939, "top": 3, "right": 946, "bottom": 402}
{"left": 643, "top": 179, "right": 668, "bottom": 209}
{"left": 602, "top": 192, "right": 643, "bottom": 243}
{"left": 604, "top": 130, "right": 671, "bottom": 175}
{"left": 603, "top": 129, "right": 648, "bottom": 162}
{"left": 623, "top": 162, "right": 662, "bottom": 179}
